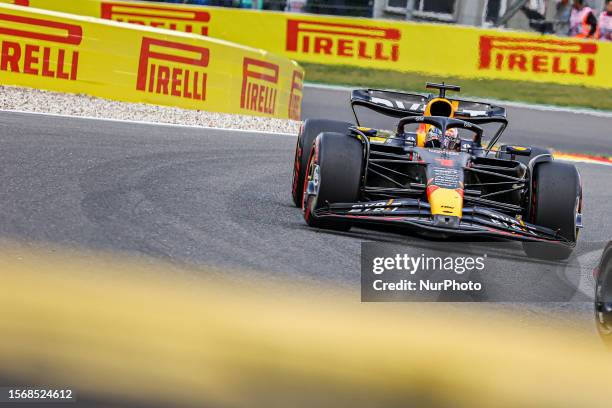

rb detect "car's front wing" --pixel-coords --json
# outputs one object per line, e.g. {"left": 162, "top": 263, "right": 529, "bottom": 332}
{"left": 312, "top": 198, "right": 572, "bottom": 244}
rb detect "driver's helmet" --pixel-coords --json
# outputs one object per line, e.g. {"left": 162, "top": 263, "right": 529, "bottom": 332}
{"left": 425, "top": 127, "right": 460, "bottom": 150}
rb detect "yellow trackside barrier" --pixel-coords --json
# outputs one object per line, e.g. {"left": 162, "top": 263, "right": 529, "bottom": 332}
{"left": 0, "top": 3, "right": 304, "bottom": 119}
{"left": 0, "top": 242, "right": 611, "bottom": 408}
{"left": 5, "top": 0, "right": 612, "bottom": 89}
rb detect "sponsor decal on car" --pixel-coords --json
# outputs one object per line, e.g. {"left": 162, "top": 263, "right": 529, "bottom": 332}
{"left": 100, "top": 2, "right": 210, "bottom": 35}
{"left": 349, "top": 200, "right": 399, "bottom": 214}
{"left": 479, "top": 36, "right": 597, "bottom": 77}
{"left": 136, "top": 37, "right": 209, "bottom": 101}
{"left": 288, "top": 69, "right": 303, "bottom": 120}
{"left": 285, "top": 19, "right": 400, "bottom": 62}
{"left": 240, "top": 57, "right": 279, "bottom": 115}
{"left": 0, "top": 13, "right": 82, "bottom": 80}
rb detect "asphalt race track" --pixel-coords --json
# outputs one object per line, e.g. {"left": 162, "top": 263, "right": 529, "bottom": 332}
{"left": 0, "top": 86, "right": 611, "bottom": 324}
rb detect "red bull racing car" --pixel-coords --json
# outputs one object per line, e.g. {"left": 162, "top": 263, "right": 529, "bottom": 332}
{"left": 291, "top": 83, "right": 583, "bottom": 260}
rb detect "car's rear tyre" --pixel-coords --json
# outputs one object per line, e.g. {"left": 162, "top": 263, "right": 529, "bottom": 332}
{"left": 522, "top": 161, "right": 581, "bottom": 260}
{"left": 303, "top": 132, "right": 363, "bottom": 230}
{"left": 291, "top": 119, "right": 353, "bottom": 207}
{"left": 497, "top": 145, "right": 552, "bottom": 166}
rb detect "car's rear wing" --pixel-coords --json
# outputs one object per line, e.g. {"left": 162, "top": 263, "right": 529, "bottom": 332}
{"left": 350, "top": 89, "right": 507, "bottom": 120}
{"left": 350, "top": 89, "right": 508, "bottom": 153}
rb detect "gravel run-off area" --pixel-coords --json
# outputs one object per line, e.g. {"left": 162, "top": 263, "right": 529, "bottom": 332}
{"left": 0, "top": 86, "right": 302, "bottom": 134}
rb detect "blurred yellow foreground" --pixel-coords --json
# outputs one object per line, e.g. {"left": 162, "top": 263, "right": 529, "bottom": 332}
{"left": 0, "top": 243, "right": 609, "bottom": 408}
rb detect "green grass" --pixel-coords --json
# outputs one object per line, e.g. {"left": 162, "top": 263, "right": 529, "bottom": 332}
{"left": 301, "top": 62, "right": 612, "bottom": 111}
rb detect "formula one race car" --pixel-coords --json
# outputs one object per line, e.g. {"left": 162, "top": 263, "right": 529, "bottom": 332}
{"left": 291, "top": 83, "right": 582, "bottom": 260}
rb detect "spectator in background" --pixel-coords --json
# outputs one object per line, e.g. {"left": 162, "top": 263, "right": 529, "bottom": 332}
{"left": 597, "top": 0, "right": 612, "bottom": 40}
{"left": 287, "top": 0, "right": 306, "bottom": 12}
{"left": 569, "top": 0, "right": 597, "bottom": 38}
{"left": 555, "top": 0, "right": 572, "bottom": 34}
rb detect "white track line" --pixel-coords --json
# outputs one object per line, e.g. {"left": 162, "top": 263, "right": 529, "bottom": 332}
{"left": 305, "top": 83, "right": 612, "bottom": 119}
{"left": 0, "top": 109, "right": 295, "bottom": 136}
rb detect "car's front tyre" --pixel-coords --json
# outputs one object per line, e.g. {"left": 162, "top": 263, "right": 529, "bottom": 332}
{"left": 302, "top": 132, "right": 364, "bottom": 230}
{"left": 522, "top": 161, "right": 582, "bottom": 260}
{"left": 291, "top": 119, "right": 353, "bottom": 207}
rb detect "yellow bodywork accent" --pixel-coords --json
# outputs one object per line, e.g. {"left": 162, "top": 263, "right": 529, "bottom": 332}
{"left": 416, "top": 98, "right": 456, "bottom": 147}
{"left": 369, "top": 137, "right": 389, "bottom": 143}
{"left": 428, "top": 188, "right": 463, "bottom": 217}
{"left": 417, "top": 128, "right": 427, "bottom": 148}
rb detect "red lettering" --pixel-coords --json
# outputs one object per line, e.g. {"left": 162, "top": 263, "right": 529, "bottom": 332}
{"left": 156, "top": 65, "right": 170, "bottom": 94}
{"left": 532, "top": 55, "right": 548, "bottom": 73}
{"left": 0, "top": 16, "right": 81, "bottom": 81}
{"left": 374, "top": 43, "right": 389, "bottom": 61}
{"left": 240, "top": 58, "right": 279, "bottom": 114}
{"left": 569, "top": 57, "right": 584, "bottom": 75}
{"left": 250, "top": 84, "right": 259, "bottom": 110}
{"left": 101, "top": 3, "right": 210, "bottom": 35}
{"left": 1, "top": 41, "right": 21, "bottom": 72}
{"left": 56, "top": 49, "right": 69, "bottom": 79}
{"left": 337, "top": 39, "right": 353, "bottom": 57}
{"left": 0, "top": 41, "right": 78, "bottom": 80}
{"left": 192, "top": 71, "right": 203, "bottom": 100}
{"left": 201, "top": 73, "right": 206, "bottom": 101}
{"left": 479, "top": 35, "right": 599, "bottom": 78}
{"left": 148, "top": 64, "right": 156, "bottom": 92}
{"left": 183, "top": 70, "right": 192, "bottom": 99}
{"left": 259, "top": 86, "right": 266, "bottom": 112}
{"left": 314, "top": 37, "right": 332, "bottom": 55}
{"left": 41, "top": 47, "right": 54, "bottom": 77}
{"left": 391, "top": 44, "right": 399, "bottom": 62}
{"left": 70, "top": 52, "right": 78, "bottom": 80}
{"left": 358, "top": 42, "right": 372, "bottom": 59}
{"left": 270, "top": 89, "right": 277, "bottom": 114}
{"left": 587, "top": 58, "right": 595, "bottom": 76}
{"left": 552, "top": 57, "right": 567, "bottom": 74}
{"left": 508, "top": 54, "right": 527, "bottom": 71}
{"left": 0, "top": 14, "right": 82, "bottom": 45}
{"left": 302, "top": 36, "right": 310, "bottom": 53}
{"left": 285, "top": 19, "right": 400, "bottom": 62}
{"left": 23, "top": 44, "right": 38, "bottom": 75}
{"left": 136, "top": 37, "right": 209, "bottom": 101}
{"left": 495, "top": 53, "right": 503, "bottom": 70}
{"left": 171, "top": 67, "right": 182, "bottom": 97}
{"left": 288, "top": 70, "right": 303, "bottom": 120}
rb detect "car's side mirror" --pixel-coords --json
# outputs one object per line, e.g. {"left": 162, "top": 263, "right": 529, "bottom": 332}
{"left": 505, "top": 145, "right": 532, "bottom": 157}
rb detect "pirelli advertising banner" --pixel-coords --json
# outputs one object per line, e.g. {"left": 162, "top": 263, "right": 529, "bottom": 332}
{"left": 0, "top": 3, "right": 305, "bottom": 119}
{"left": 6, "top": 0, "right": 610, "bottom": 89}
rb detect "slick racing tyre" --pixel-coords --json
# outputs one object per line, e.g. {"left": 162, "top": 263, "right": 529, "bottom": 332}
{"left": 497, "top": 145, "right": 552, "bottom": 167}
{"left": 302, "top": 132, "right": 363, "bottom": 230}
{"left": 522, "top": 161, "right": 582, "bottom": 261}
{"left": 291, "top": 119, "right": 352, "bottom": 207}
